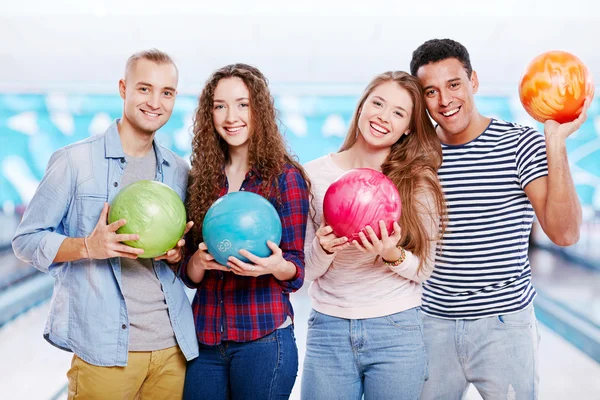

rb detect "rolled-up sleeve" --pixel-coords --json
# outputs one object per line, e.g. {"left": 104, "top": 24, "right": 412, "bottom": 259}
{"left": 276, "top": 167, "right": 309, "bottom": 293}
{"left": 12, "top": 148, "right": 73, "bottom": 274}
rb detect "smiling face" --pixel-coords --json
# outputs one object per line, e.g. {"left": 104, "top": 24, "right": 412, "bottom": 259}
{"left": 356, "top": 81, "right": 413, "bottom": 149}
{"left": 212, "top": 77, "right": 252, "bottom": 149}
{"left": 119, "top": 58, "right": 178, "bottom": 136}
{"left": 416, "top": 57, "right": 479, "bottom": 144}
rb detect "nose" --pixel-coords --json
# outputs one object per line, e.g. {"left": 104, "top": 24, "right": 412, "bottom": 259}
{"left": 146, "top": 92, "right": 161, "bottom": 110}
{"left": 377, "top": 108, "right": 390, "bottom": 123}
{"left": 439, "top": 89, "right": 453, "bottom": 107}
{"left": 225, "top": 107, "right": 238, "bottom": 123}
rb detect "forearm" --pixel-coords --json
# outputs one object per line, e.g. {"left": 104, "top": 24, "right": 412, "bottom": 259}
{"left": 272, "top": 260, "right": 298, "bottom": 281}
{"left": 304, "top": 236, "right": 335, "bottom": 281}
{"left": 54, "top": 237, "right": 89, "bottom": 263}
{"left": 544, "top": 135, "right": 582, "bottom": 244}
{"left": 185, "top": 256, "right": 207, "bottom": 284}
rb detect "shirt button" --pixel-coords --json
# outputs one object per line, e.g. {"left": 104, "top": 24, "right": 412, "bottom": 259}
{"left": 220, "top": 300, "right": 223, "bottom": 304}
{"left": 120, "top": 158, "right": 125, "bottom": 163}
{"left": 113, "top": 182, "right": 118, "bottom": 187}
{"left": 121, "top": 324, "right": 126, "bottom": 329}
{"left": 240, "top": 188, "right": 245, "bottom": 191}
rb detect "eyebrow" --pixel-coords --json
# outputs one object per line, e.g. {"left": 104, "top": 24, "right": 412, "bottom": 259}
{"left": 136, "top": 82, "right": 177, "bottom": 92}
{"left": 214, "top": 97, "right": 250, "bottom": 103}
{"left": 373, "top": 95, "right": 407, "bottom": 113}
{"left": 423, "top": 77, "right": 461, "bottom": 91}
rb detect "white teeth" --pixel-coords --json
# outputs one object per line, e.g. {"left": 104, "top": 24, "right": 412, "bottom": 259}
{"left": 142, "top": 110, "right": 159, "bottom": 117}
{"left": 226, "top": 127, "right": 243, "bottom": 132}
{"left": 442, "top": 108, "right": 460, "bottom": 117}
{"left": 370, "top": 123, "right": 389, "bottom": 134}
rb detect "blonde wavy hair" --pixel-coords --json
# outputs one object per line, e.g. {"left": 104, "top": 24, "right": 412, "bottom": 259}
{"left": 340, "top": 71, "right": 446, "bottom": 270}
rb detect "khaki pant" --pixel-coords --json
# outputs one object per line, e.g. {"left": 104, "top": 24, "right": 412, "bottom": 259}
{"left": 67, "top": 346, "right": 186, "bottom": 400}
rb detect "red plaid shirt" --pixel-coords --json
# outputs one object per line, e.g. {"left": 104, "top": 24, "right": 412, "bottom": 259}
{"left": 181, "top": 163, "right": 309, "bottom": 345}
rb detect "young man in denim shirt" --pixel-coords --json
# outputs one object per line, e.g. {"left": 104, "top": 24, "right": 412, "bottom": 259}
{"left": 12, "top": 49, "right": 199, "bottom": 399}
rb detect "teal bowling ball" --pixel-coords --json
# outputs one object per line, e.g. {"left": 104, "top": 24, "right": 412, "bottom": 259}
{"left": 202, "top": 191, "right": 282, "bottom": 266}
{"left": 108, "top": 180, "right": 187, "bottom": 259}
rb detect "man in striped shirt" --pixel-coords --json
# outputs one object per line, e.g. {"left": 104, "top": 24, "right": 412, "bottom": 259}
{"left": 410, "top": 39, "right": 589, "bottom": 399}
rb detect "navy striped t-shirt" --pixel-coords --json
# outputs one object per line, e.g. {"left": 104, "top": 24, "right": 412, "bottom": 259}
{"left": 422, "top": 119, "right": 548, "bottom": 319}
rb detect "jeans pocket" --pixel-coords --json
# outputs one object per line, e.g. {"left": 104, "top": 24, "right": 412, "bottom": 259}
{"left": 307, "top": 309, "right": 321, "bottom": 328}
{"left": 254, "top": 330, "right": 278, "bottom": 343}
{"left": 496, "top": 306, "right": 534, "bottom": 328}
{"left": 384, "top": 307, "right": 421, "bottom": 330}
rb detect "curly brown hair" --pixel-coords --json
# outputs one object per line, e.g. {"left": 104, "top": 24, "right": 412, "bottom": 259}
{"left": 340, "top": 71, "right": 446, "bottom": 271}
{"left": 187, "top": 63, "right": 311, "bottom": 243}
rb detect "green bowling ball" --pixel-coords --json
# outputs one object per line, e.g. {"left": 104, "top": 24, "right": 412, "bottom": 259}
{"left": 108, "top": 180, "right": 187, "bottom": 259}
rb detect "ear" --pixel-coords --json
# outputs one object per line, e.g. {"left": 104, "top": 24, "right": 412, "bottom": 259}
{"left": 118, "top": 79, "right": 126, "bottom": 100}
{"left": 470, "top": 70, "right": 479, "bottom": 95}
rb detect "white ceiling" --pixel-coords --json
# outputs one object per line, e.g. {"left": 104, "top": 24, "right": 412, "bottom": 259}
{"left": 0, "top": 0, "right": 598, "bottom": 95}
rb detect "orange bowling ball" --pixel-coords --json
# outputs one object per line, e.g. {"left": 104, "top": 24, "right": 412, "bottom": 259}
{"left": 519, "top": 51, "right": 594, "bottom": 123}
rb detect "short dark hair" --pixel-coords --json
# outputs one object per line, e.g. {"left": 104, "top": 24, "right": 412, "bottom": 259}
{"left": 410, "top": 39, "right": 473, "bottom": 78}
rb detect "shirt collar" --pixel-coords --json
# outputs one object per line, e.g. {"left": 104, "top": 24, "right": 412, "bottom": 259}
{"left": 104, "top": 118, "right": 171, "bottom": 166}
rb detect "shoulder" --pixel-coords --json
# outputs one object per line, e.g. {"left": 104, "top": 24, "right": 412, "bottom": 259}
{"left": 303, "top": 154, "right": 331, "bottom": 175}
{"left": 63, "top": 132, "right": 105, "bottom": 153}
{"left": 487, "top": 118, "right": 542, "bottom": 143}
{"left": 279, "top": 162, "right": 308, "bottom": 190}
{"left": 52, "top": 133, "right": 106, "bottom": 166}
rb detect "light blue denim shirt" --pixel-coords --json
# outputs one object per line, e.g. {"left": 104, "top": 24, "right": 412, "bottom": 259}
{"left": 12, "top": 120, "right": 199, "bottom": 366}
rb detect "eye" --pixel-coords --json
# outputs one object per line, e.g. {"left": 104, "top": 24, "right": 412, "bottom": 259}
{"left": 373, "top": 100, "right": 383, "bottom": 107}
{"left": 425, "top": 89, "right": 437, "bottom": 97}
{"left": 239, "top": 103, "right": 249, "bottom": 108}
{"left": 139, "top": 87, "right": 149, "bottom": 92}
{"left": 214, "top": 104, "right": 224, "bottom": 110}
{"left": 450, "top": 82, "right": 460, "bottom": 89}
{"left": 394, "top": 111, "right": 404, "bottom": 117}
{"left": 163, "top": 91, "right": 173, "bottom": 97}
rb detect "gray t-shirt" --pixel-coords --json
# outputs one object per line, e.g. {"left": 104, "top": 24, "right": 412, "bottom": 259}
{"left": 120, "top": 149, "right": 177, "bottom": 351}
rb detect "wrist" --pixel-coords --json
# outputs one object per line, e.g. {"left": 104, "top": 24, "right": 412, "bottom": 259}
{"left": 544, "top": 132, "right": 567, "bottom": 146}
{"left": 382, "top": 245, "right": 406, "bottom": 267}
{"left": 273, "top": 260, "right": 296, "bottom": 281}
{"left": 82, "top": 236, "right": 92, "bottom": 260}
{"left": 381, "top": 247, "right": 402, "bottom": 262}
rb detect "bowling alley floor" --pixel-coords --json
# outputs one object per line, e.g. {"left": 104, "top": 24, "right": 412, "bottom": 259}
{"left": 1, "top": 248, "right": 600, "bottom": 399}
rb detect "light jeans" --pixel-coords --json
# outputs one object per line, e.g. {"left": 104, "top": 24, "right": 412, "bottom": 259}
{"left": 421, "top": 305, "right": 540, "bottom": 400}
{"left": 301, "top": 307, "right": 428, "bottom": 400}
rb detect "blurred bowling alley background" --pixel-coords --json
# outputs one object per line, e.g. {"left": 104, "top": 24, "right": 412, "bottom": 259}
{"left": 1, "top": 1, "right": 600, "bottom": 399}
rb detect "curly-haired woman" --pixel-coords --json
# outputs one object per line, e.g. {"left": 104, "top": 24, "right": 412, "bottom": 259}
{"left": 300, "top": 71, "right": 446, "bottom": 400}
{"left": 180, "top": 64, "right": 310, "bottom": 400}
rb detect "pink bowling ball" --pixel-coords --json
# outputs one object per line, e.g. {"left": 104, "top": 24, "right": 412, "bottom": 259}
{"left": 323, "top": 168, "right": 402, "bottom": 241}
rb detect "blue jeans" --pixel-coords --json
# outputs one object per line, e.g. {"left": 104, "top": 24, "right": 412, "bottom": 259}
{"left": 421, "top": 305, "right": 540, "bottom": 400}
{"left": 301, "top": 307, "right": 428, "bottom": 400}
{"left": 183, "top": 325, "right": 298, "bottom": 400}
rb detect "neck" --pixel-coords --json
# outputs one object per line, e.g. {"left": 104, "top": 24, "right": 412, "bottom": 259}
{"left": 438, "top": 111, "right": 491, "bottom": 146}
{"left": 338, "top": 138, "right": 391, "bottom": 171}
{"left": 117, "top": 117, "right": 154, "bottom": 157}
{"left": 226, "top": 145, "right": 251, "bottom": 174}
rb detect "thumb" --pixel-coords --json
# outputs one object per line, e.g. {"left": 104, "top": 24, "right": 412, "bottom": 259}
{"left": 184, "top": 221, "right": 194, "bottom": 235}
{"left": 98, "top": 203, "right": 109, "bottom": 226}
{"left": 266, "top": 240, "right": 282, "bottom": 254}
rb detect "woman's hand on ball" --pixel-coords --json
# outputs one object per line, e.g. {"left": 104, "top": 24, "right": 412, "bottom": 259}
{"left": 227, "top": 241, "right": 296, "bottom": 280}
{"left": 352, "top": 220, "right": 402, "bottom": 259}
{"left": 193, "top": 242, "right": 230, "bottom": 271}
{"left": 316, "top": 220, "right": 349, "bottom": 254}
